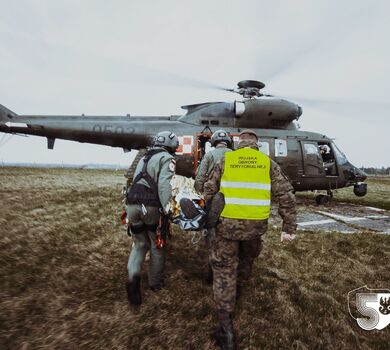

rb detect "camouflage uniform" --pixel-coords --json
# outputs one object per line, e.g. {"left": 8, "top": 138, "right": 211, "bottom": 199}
{"left": 195, "top": 143, "right": 232, "bottom": 280}
{"left": 194, "top": 143, "right": 232, "bottom": 193}
{"left": 126, "top": 147, "right": 175, "bottom": 289}
{"left": 204, "top": 140, "right": 296, "bottom": 313}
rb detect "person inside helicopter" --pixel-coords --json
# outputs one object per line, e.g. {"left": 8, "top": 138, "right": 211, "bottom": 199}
{"left": 196, "top": 134, "right": 212, "bottom": 166}
{"left": 319, "top": 144, "right": 337, "bottom": 175}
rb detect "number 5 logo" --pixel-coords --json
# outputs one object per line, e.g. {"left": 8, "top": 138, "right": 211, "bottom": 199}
{"left": 348, "top": 286, "right": 390, "bottom": 330}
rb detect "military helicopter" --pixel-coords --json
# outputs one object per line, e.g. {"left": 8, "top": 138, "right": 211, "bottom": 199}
{"left": 0, "top": 80, "right": 367, "bottom": 203}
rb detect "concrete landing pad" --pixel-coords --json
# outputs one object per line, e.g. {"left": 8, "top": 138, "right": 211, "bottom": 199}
{"left": 297, "top": 212, "right": 358, "bottom": 233}
{"left": 271, "top": 201, "right": 390, "bottom": 234}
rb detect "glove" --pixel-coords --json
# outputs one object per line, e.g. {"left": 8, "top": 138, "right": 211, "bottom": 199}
{"left": 281, "top": 232, "right": 296, "bottom": 242}
{"left": 163, "top": 204, "right": 172, "bottom": 217}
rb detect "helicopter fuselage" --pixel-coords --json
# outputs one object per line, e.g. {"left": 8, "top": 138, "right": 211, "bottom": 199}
{"left": 0, "top": 98, "right": 366, "bottom": 196}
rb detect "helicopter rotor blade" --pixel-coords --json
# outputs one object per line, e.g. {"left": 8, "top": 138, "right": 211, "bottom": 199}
{"left": 1, "top": 32, "right": 233, "bottom": 93}
{"left": 283, "top": 96, "right": 390, "bottom": 121}
{"left": 122, "top": 65, "right": 237, "bottom": 92}
{"left": 132, "top": 67, "right": 229, "bottom": 91}
{"left": 0, "top": 30, "right": 262, "bottom": 95}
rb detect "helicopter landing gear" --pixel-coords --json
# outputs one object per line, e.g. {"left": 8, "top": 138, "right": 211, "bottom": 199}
{"left": 354, "top": 182, "right": 367, "bottom": 197}
{"left": 315, "top": 194, "right": 330, "bottom": 205}
{"left": 315, "top": 190, "right": 333, "bottom": 205}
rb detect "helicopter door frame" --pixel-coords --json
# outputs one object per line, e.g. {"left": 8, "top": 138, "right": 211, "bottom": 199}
{"left": 194, "top": 132, "right": 212, "bottom": 174}
{"left": 194, "top": 132, "right": 243, "bottom": 174}
{"left": 300, "top": 141, "right": 326, "bottom": 177}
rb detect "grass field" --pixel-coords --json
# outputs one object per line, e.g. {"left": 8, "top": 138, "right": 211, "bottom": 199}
{"left": 0, "top": 167, "right": 389, "bottom": 349}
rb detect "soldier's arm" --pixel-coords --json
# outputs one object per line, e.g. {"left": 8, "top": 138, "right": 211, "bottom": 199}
{"left": 203, "top": 160, "right": 223, "bottom": 201}
{"left": 194, "top": 153, "right": 212, "bottom": 193}
{"left": 270, "top": 160, "right": 297, "bottom": 235}
{"left": 158, "top": 155, "right": 176, "bottom": 213}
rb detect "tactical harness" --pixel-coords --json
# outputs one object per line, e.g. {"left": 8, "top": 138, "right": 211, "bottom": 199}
{"left": 126, "top": 149, "right": 171, "bottom": 245}
{"left": 126, "top": 149, "right": 165, "bottom": 208}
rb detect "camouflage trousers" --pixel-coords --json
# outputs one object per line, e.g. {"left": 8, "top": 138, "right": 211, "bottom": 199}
{"left": 210, "top": 219, "right": 264, "bottom": 312}
{"left": 204, "top": 228, "right": 216, "bottom": 277}
{"left": 205, "top": 227, "right": 216, "bottom": 248}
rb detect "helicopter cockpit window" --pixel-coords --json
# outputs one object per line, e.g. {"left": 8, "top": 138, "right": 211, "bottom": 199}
{"left": 332, "top": 142, "right": 348, "bottom": 165}
{"left": 304, "top": 143, "right": 319, "bottom": 155}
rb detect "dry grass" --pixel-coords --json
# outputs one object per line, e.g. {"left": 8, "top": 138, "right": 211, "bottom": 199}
{"left": 0, "top": 167, "right": 389, "bottom": 349}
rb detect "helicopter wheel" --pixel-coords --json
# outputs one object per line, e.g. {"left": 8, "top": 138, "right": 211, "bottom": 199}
{"left": 315, "top": 194, "right": 331, "bottom": 205}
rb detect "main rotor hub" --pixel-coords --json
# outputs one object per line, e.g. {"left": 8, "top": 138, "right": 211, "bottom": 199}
{"left": 236, "top": 80, "right": 265, "bottom": 98}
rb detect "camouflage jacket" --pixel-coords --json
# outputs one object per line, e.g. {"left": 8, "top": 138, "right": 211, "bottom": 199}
{"left": 194, "top": 143, "right": 232, "bottom": 193}
{"left": 204, "top": 142, "right": 297, "bottom": 239}
{"left": 132, "top": 147, "right": 176, "bottom": 211}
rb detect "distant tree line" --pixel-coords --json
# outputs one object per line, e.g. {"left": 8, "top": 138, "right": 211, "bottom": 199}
{"left": 360, "top": 166, "right": 390, "bottom": 175}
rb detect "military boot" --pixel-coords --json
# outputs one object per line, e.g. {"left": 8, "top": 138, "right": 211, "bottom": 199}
{"left": 212, "top": 309, "right": 237, "bottom": 350}
{"left": 206, "top": 264, "right": 213, "bottom": 284}
{"left": 236, "top": 284, "right": 242, "bottom": 302}
{"left": 126, "top": 275, "right": 142, "bottom": 306}
{"left": 150, "top": 282, "right": 163, "bottom": 292}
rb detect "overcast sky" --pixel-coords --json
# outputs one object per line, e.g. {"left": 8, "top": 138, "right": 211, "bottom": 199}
{"left": 0, "top": 0, "right": 389, "bottom": 167}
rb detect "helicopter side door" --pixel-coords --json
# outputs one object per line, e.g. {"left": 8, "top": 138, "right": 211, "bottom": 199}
{"left": 300, "top": 141, "right": 325, "bottom": 177}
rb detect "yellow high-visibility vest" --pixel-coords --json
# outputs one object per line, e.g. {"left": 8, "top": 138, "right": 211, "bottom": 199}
{"left": 220, "top": 147, "right": 271, "bottom": 220}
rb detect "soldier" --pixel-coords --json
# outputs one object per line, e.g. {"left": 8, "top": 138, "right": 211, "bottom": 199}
{"left": 194, "top": 129, "right": 232, "bottom": 193}
{"left": 204, "top": 129, "right": 297, "bottom": 350}
{"left": 125, "top": 131, "right": 178, "bottom": 306}
{"left": 194, "top": 129, "right": 232, "bottom": 283}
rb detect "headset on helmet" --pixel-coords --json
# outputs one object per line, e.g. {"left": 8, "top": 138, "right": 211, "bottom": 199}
{"left": 153, "top": 131, "right": 179, "bottom": 152}
{"left": 210, "top": 129, "right": 232, "bottom": 147}
{"left": 172, "top": 198, "right": 206, "bottom": 231}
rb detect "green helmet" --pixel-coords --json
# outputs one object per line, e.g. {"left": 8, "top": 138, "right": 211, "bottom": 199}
{"left": 153, "top": 131, "right": 179, "bottom": 152}
{"left": 239, "top": 129, "right": 258, "bottom": 141}
{"left": 210, "top": 129, "right": 232, "bottom": 147}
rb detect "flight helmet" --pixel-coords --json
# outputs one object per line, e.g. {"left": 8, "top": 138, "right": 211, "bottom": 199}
{"left": 210, "top": 129, "right": 232, "bottom": 147}
{"left": 319, "top": 145, "right": 330, "bottom": 153}
{"left": 153, "top": 131, "right": 179, "bottom": 152}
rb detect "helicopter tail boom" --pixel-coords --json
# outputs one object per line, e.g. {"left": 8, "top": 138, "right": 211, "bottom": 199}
{"left": 0, "top": 104, "right": 29, "bottom": 133}
{"left": 0, "top": 104, "right": 18, "bottom": 119}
